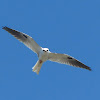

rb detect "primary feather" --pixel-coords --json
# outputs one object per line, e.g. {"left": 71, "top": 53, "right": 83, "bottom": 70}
{"left": 2, "top": 26, "right": 41, "bottom": 54}
{"left": 48, "top": 53, "right": 91, "bottom": 71}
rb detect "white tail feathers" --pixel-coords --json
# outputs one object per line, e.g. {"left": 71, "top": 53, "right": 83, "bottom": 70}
{"left": 32, "top": 60, "right": 43, "bottom": 74}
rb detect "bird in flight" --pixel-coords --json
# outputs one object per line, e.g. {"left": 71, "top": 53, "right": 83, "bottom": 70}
{"left": 2, "top": 26, "right": 91, "bottom": 74}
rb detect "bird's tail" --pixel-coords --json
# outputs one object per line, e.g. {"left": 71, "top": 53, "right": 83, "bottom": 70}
{"left": 32, "top": 60, "right": 43, "bottom": 74}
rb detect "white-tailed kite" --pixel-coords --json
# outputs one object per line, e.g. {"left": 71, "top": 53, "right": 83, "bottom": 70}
{"left": 2, "top": 26, "right": 91, "bottom": 74}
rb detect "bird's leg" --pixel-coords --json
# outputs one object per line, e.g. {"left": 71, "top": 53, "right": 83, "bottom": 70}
{"left": 39, "top": 60, "right": 43, "bottom": 64}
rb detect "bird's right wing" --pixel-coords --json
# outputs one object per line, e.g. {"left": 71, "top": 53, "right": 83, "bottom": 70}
{"left": 48, "top": 53, "right": 91, "bottom": 71}
{"left": 2, "top": 26, "right": 42, "bottom": 54}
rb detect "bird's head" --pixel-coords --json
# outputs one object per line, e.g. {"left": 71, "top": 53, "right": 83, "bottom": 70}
{"left": 42, "top": 48, "right": 49, "bottom": 52}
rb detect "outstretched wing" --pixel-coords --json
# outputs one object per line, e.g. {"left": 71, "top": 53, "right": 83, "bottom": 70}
{"left": 2, "top": 26, "right": 42, "bottom": 54}
{"left": 48, "top": 53, "right": 91, "bottom": 71}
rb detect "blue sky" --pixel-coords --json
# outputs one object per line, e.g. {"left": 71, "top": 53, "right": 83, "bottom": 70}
{"left": 0, "top": 0, "right": 100, "bottom": 100}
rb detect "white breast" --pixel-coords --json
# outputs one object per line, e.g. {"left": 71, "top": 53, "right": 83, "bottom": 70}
{"left": 38, "top": 51, "right": 49, "bottom": 62}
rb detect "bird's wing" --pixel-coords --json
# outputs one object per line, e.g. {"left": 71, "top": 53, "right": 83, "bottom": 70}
{"left": 48, "top": 53, "right": 91, "bottom": 71}
{"left": 2, "top": 26, "right": 42, "bottom": 54}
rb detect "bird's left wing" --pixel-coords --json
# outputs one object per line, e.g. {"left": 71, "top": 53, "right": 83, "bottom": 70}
{"left": 48, "top": 53, "right": 91, "bottom": 71}
{"left": 2, "top": 26, "right": 42, "bottom": 54}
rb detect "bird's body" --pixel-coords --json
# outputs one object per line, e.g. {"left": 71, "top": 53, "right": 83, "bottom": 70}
{"left": 33, "top": 48, "right": 50, "bottom": 74}
{"left": 38, "top": 48, "right": 50, "bottom": 62}
{"left": 2, "top": 26, "right": 91, "bottom": 74}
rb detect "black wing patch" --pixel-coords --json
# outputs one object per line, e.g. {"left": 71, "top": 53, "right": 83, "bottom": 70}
{"left": 23, "top": 34, "right": 27, "bottom": 38}
{"left": 67, "top": 57, "right": 91, "bottom": 71}
{"left": 2, "top": 26, "right": 28, "bottom": 42}
{"left": 67, "top": 57, "right": 73, "bottom": 59}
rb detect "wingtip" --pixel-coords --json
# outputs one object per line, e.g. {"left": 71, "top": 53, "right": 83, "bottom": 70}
{"left": 89, "top": 68, "right": 92, "bottom": 71}
{"left": 87, "top": 66, "right": 92, "bottom": 71}
{"left": 2, "top": 26, "right": 7, "bottom": 29}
